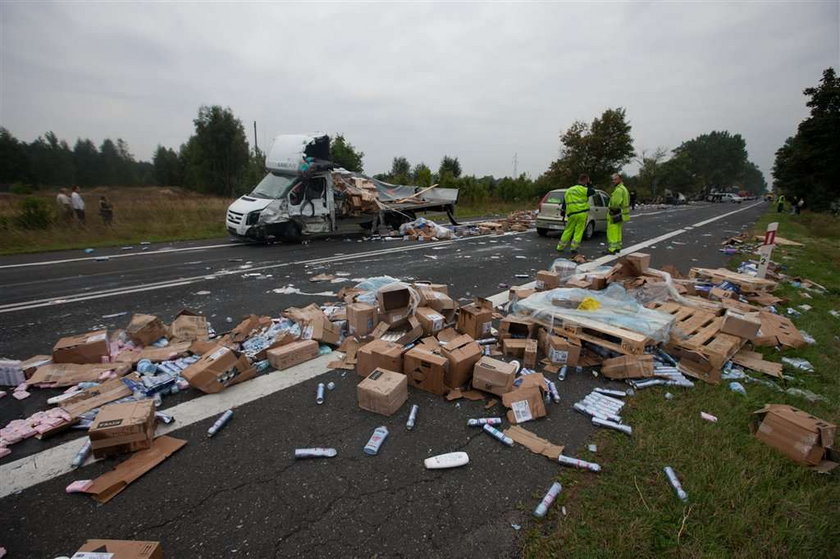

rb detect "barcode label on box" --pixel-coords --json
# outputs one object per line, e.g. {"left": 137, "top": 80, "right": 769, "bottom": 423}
{"left": 511, "top": 400, "right": 533, "bottom": 423}
{"left": 549, "top": 349, "right": 568, "bottom": 364}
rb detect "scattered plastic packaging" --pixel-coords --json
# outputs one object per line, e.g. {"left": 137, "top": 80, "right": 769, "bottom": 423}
{"left": 364, "top": 426, "right": 389, "bottom": 455}
{"left": 588, "top": 444, "right": 597, "bottom": 453}
{"left": 784, "top": 387, "right": 828, "bottom": 403}
{"left": 781, "top": 357, "right": 814, "bottom": 372}
{"left": 295, "top": 448, "right": 337, "bottom": 459}
{"left": 799, "top": 331, "right": 816, "bottom": 345}
{"left": 533, "top": 481, "right": 563, "bottom": 518}
{"left": 326, "top": 381, "right": 336, "bottom": 390}
{"left": 700, "top": 412, "right": 718, "bottom": 422}
{"left": 728, "top": 382, "right": 747, "bottom": 396}
{"left": 468, "top": 417, "right": 502, "bottom": 426}
{"left": 316, "top": 383, "right": 325, "bottom": 405}
{"left": 482, "top": 424, "right": 514, "bottom": 446}
{"left": 557, "top": 454, "right": 601, "bottom": 472}
{"left": 406, "top": 404, "right": 419, "bottom": 430}
{"left": 208, "top": 410, "right": 233, "bottom": 437}
{"left": 71, "top": 440, "right": 92, "bottom": 468}
{"left": 664, "top": 466, "right": 688, "bottom": 502}
{"left": 65, "top": 480, "right": 93, "bottom": 494}
{"left": 664, "top": 392, "right": 674, "bottom": 400}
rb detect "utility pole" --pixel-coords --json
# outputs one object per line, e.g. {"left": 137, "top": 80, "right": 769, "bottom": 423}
{"left": 513, "top": 153, "right": 518, "bottom": 178}
{"left": 253, "top": 121, "right": 259, "bottom": 154}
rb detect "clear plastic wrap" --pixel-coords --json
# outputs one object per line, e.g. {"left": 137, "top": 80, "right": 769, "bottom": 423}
{"left": 550, "top": 258, "right": 579, "bottom": 280}
{"left": 510, "top": 284, "right": 675, "bottom": 343}
{"left": 398, "top": 217, "right": 454, "bottom": 239}
{"left": 353, "top": 276, "right": 421, "bottom": 313}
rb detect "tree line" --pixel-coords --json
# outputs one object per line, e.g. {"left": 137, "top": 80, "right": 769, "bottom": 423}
{"left": 2, "top": 67, "right": 835, "bottom": 210}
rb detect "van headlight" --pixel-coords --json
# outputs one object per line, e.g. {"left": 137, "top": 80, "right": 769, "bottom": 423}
{"left": 246, "top": 211, "right": 261, "bottom": 225}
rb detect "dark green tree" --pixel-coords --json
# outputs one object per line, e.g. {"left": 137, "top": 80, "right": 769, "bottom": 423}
{"left": 772, "top": 67, "right": 840, "bottom": 210}
{"left": 153, "top": 145, "right": 181, "bottom": 186}
{"left": 438, "top": 156, "right": 462, "bottom": 179}
{"left": 72, "top": 139, "right": 100, "bottom": 187}
{"left": 671, "top": 131, "right": 747, "bottom": 194}
{"left": 0, "top": 127, "right": 30, "bottom": 185}
{"left": 740, "top": 161, "right": 767, "bottom": 194}
{"left": 543, "top": 108, "right": 634, "bottom": 188}
{"left": 28, "top": 132, "right": 75, "bottom": 186}
{"left": 99, "top": 139, "right": 120, "bottom": 185}
{"left": 412, "top": 163, "right": 432, "bottom": 187}
{"left": 182, "top": 105, "right": 250, "bottom": 196}
{"left": 330, "top": 134, "right": 364, "bottom": 172}
{"left": 388, "top": 156, "right": 411, "bottom": 184}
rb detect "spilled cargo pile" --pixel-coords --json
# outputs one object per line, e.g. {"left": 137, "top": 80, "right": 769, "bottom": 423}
{"left": 0, "top": 245, "right": 835, "bottom": 554}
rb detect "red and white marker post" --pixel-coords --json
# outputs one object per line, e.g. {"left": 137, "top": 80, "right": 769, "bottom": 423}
{"left": 756, "top": 222, "right": 778, "bottom": 279}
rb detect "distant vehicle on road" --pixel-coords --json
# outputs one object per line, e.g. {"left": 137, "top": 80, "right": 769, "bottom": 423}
{"left": 535, "top": 188, "right": 609, "bottom": 238}
{"left": 722, "top": 193, "right": 744, "bottom": 203}
{"left": 226, "top": 134, "right": 459, "bottom": 242}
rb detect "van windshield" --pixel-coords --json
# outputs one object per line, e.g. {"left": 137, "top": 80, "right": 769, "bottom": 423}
{"left": 250, "top": 173, "right": 298, "bottom": 199}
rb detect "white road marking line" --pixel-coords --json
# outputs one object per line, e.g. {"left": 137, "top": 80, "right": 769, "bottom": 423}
{"left": 0, "top": 202, "right": 764, "bottom": 497}
{"left": 0, "top": 354, "right": 335, "bottom": 499}
{"left": 0, "top": 243, "right": 234, "bottom": 270}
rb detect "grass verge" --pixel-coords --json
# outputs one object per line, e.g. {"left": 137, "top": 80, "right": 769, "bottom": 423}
{"left": 521, "top": 209, "right": 840, "bottom": 557}
{"left": 0, "top": 187, "right": 232, "bottom": 255}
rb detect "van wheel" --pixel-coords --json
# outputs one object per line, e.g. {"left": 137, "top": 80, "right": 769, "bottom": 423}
{"left": 537, "top": 228, "right": 548, "bottom": 237}
{"left": 282, "top": 222, "right": 302, "bottom": 243}
{"left": 584, "top": 220, "right": 595, "bottom": 240}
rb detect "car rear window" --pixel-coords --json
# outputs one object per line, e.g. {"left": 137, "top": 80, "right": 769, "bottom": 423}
{"left": 545, "top": 193, "right": 564, "bottom": 204}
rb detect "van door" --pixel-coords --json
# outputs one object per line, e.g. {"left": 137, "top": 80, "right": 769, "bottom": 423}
{"left": 287, "top": 174, "right": 334, "bottom": 233}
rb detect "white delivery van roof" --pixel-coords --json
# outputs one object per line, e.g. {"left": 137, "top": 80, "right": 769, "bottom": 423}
{"left": 265, "top": 134, "right": 330, "bottom": 174}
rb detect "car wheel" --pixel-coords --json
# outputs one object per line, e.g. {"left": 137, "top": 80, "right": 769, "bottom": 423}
{"left": 584, "top": 220, "right": 595, "bottom": 240}
{"left": 537, "top": 227, "right": 548, "bottom": 237}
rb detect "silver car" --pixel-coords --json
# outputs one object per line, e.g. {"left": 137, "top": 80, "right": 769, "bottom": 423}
{"left": 535, "top": 188, "right": 610, "bottom": 238}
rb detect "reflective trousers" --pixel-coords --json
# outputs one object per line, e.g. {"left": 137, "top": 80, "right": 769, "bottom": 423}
{"left": 607, "top": 219, "right": 623, "bottom": 253}
{"left": 556, "top": 212, "right": 587, "bottom": 251}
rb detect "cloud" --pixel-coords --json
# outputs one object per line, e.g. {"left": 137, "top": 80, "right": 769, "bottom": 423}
{"left": 1, "top": 1, "right": 837, "bottom": 182}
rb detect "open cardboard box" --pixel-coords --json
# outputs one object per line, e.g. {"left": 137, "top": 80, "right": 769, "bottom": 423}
{"left": 52, "top": 330, "right": 109, "bottom": 364}
{"left": 752, "top": 404, "right": 838, "bottom": 472}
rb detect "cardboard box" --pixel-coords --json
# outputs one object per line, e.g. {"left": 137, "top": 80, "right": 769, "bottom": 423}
{"left": 415, "top": 307, "right": 446, "bottom": 336}
{"left": 170, "top": 310, "right": 209, "bottom": 342}
{"left": 73, "top": 539, "right": 163, "bottom": 559}
{"left": 416, "top": 287, "right": 458, "bottom": 321}
{"left": 457, "top": 304, "right": 493, "bottom": 340}
{"left": 181, "top": 345, "right": 254, "bottom": 393}
{"left": 376, "top": 283, "right": 412, "bottom": 326}
{"left": 357, "top": 368, "right": 408, "bottom": 416}
{"left": 440, "top": 334, "right": 482, "bottom": 389}
{"left": 285, "top": 304, "right": 342, "bottom": 345}
{"left": 546, "top": 335, "right": 581, "bottom": 366}
{"left": 413, "top": 281, "right": 449, "bottom": 295}
{"left": 508, "top": 286, "right": 537, "bottom": 303}
{"left": 523, "top": 339, "right": 538, "bottom": 368}
{"left": 535, "top": 270, "right": 561, "bottom": 291}
{"left": 502, "top": 375, "right": 548, "bottom": 424}
{"left": 721, "top": 309, "right": 761, "bottom": 339}
{"left": 502, "top": 338, "right": 529, "bottom": 357}
{"left": 624, "top": 252, "right": 651, "bottom": 274}
{"left": 347, "top": 302, "right": 377, "bottom": 337}
{"left": 266, "top": 339, "right": 319, "bottom": 370}
{"left": 752, "top": 404, "right": 838, "bottom": 472}
{"left": 88, "top": 400, "right": 156, "bottom": 458}
{"left": 403, "top": 346, "right": 449, "bottom": 395}
{"left": 472, "top": 356, "right": 517, "bottom": 396}
{"left": 499, "top": 316, "right": 534, "bottom": 340}
{"left": 601, "top": 354, "right": 655, "bottom": 379}
{"left": 375, "top": 316, "right": 423, "bottom": 346}
{"left": 82, "top": 436, "right": 187, "bottom": 503}
{"left": 125, "top": 314, "right": 168, "bottom": 346}
{"left": 52, "top": 330, "right": 109, "bottom": 364}
{"left": 356, "top": 339, "right": 405, "bottom": 377}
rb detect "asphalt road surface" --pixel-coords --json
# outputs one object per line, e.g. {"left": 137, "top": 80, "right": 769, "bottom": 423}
{"left": 0, "top": 201, "right": 766, "bottom": 558}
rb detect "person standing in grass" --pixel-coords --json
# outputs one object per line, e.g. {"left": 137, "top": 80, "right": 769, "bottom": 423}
{"left": 605, "top": 173, "right": 630, "bottom": 255}
{"left": 555, "top": 174, "right": 595, "bottom": 255}
{"left": 56, "top": 188, "right": 73, "bottom": 222}
{"left": 99, "top": 195, "right": 114, "bottom": 226}
{"left": 776, "top": 193, "right": 785, "bottom": 213}
{"left": 70, "top": 186, "right": 86, "bottom": 224}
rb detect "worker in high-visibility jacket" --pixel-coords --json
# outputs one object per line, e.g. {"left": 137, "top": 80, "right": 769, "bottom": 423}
{"left": 606, "top": 173, "right": 630, "bottom": 254}
{"left": 776, "top": 194, "right": 786, "bottom": 213}
{"left": 555, "top": 174, "right": 595, "bottom": 254}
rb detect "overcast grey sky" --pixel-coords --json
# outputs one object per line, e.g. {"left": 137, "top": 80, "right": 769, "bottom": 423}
{"left": 1, "top": 1, "right": 838, "bottom": 183}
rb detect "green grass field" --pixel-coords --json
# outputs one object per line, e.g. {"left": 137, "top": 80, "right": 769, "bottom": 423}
{"left": 0, "top": 187, "right": 232, "bottom": 254}
{"left": 522, "top": 209, "right": 840, "bottom": 558}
